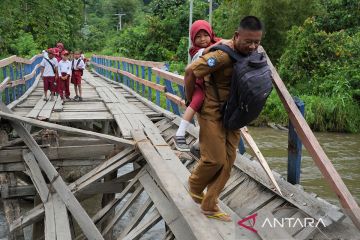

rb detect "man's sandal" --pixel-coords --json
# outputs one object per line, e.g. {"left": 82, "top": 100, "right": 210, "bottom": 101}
{"left": 202, "top": 210, "right": 232, "bottom": 222}
{"left": 173, "top": 136, "right": 190, "bottom": 152}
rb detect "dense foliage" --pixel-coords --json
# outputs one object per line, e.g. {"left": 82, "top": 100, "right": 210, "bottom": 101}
{"left": 1, "top": 0, "right": 359, "bottom": 132}
{"left": 274, "top": 0, "right": 360, "bottom": 132}
{"left": 0, "top": 0, "right": 84, "bottom": 57}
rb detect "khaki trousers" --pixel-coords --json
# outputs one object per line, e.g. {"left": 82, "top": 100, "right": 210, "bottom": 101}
{"left": 188, "top": 115, "right": 241, "bottom": 212}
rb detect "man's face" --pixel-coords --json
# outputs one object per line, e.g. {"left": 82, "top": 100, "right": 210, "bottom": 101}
{"left": 234, "top": 29, "right": 262, "bottom": 55}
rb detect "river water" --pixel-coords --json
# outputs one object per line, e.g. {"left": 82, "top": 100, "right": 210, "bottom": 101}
{"left": 0, "top": 127, "right": 359, "bottom": 239}
{"left": 247, "top": 126, "right": 360, "bottom": 205}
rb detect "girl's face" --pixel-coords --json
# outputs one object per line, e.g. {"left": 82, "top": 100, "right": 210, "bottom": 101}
{"left": 194, "top": 29, "right": 211, "bottom": 48}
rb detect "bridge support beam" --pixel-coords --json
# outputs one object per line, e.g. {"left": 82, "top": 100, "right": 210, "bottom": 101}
{"left": 287, "top": 97, "right": 305, "bottom": 185}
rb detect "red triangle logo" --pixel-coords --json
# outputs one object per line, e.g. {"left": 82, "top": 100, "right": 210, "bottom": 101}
{"left": 237, "top": 213, "right": 258, "bottom": 233}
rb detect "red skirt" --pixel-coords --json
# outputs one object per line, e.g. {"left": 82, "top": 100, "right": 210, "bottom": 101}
{"left": 71, "top": 70, "right": 82, "bottom": 85}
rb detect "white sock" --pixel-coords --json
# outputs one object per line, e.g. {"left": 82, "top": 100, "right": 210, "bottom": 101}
{"left": 176, "top": 120, "right": 190, "bottom": 137}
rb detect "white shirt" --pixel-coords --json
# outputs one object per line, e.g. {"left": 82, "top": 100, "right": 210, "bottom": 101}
{"left": 58, "top": 60, "right": 72, "bottom": 76}
{"left": 40, "top": 57, "right": 58, "bottom": 77}
{"left": 191, "top": 48, "right": 205, "bottom": 62}
{"left": 71, "top": 58, "right": 86, "bottom": 70}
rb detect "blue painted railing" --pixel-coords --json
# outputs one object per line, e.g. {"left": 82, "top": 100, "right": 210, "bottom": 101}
{"left": 91, "top": 55, "right": 184, "bottom": 115}
{"left": 0, "top": 54, "right": 43, "bottom": 105}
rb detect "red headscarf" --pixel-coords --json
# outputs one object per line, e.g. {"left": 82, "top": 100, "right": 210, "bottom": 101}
{"left": 189, "top": 20, "right": 221, "bottom": 58}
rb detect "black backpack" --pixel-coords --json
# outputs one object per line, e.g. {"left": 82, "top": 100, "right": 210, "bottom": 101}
{"left": 210, "top": 45, "right": 273, "bottom": 130}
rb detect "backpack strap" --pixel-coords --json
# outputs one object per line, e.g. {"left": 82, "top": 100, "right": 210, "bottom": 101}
{"left": 209, "top": 45, "right": 239, "bottom": 109}
{"left": 44, "top": 58, "right": 56, "bottom": 75}
{"left": 210, "top": 45, "right": 242, "bottom": 62}
{"left": 76, "top": 59, "right": 82, "bottom": 67}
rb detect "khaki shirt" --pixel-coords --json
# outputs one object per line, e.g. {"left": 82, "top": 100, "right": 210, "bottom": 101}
{"left": 190, "top": 50, "right": 233, "bottom": 120}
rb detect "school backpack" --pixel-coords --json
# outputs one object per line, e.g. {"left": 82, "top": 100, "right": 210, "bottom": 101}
{"left": 210, "top": 45, "right": 273, "bottom": 130}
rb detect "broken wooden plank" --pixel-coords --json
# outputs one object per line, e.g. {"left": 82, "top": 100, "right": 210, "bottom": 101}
{"left": 121, "top": 209, "right": 162, "bottom": 240}
{"left": 139, "top": 172, "right": 196, "bottom": 240}
{"left": 23, "top": 151, "right": 50, "bottom": 202}
{"left": 235, "top": 153, "right": 342, "bottom": 226}
{"left": 132, "top": 129, "right": 222, "bottom": 240}
{"left": 1, "top": 144, "right": 114, "bottom": 163}
{"left": 240, "top": 126, "right": 283, "bottom": 196}
{"left": 37, "top": 98, "right": 56, "bottom": 120}
{"left": 53, "top": 194, "right": 72, "bottom": 240}
{"left": 53, "top": 96, "right": 64, "bottom": 112}
{"left": 44, "top": 194, "right": 56, "bottom": 240}
{"left": 0, "top": 173, "right": 24, "bottom": 239}
{"left": 0, "top": 130, "right": 42, "bottom": 150}
{"left": 0, "top": 108, "right": 134, "bottom": 146}
{"left": 118, "top": 197, "right": 153, "bottom": 239}
{"left": 50, "top": 111, "right": 113, "bottom": 121}
{"left": 101, "top": 185, "right": 144, "bottom": 236}
{"left": 1, "top": 104, "right": 104, "bottom": 240}
{"left": 26, "top": 95, "right": 47, "bottom": 119}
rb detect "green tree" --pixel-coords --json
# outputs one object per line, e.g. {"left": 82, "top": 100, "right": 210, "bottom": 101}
{"left": 277, "top": 17, "right": 360, "bottom": 132}
{"left": 10, "top": 31, "right": 40, "bottom": 57}
{"left": 212, "top": 0, "right": 322, "bottom": 61}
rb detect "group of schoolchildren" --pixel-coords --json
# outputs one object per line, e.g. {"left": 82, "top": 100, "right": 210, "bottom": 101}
{"left": 40, "top": 42, "right": 86, "bottom": 103}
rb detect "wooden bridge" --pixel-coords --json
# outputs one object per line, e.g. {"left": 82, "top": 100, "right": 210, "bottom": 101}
{"left": 0, "top": 52, "right": 359, "bottom": 240}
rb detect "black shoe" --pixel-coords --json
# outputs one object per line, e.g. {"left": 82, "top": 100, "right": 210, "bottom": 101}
{"left": 190, "top": 144, "right": 200, "bottom": 159}
{"left": 173, "top": 136, "right": 190, "bottom": 152}
{"left": 79, "top": 97, "right": 83, "bottom": 101}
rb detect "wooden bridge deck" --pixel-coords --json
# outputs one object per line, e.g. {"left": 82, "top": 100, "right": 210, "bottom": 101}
{"left": 0, "top": 69, "right": 358, "bottom": 240}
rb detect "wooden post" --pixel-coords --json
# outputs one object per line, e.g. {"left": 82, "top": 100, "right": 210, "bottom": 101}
{"left": 147, "top": 67, "right": 152, "bottom": 101}
{"left": 102, "top": 121, "right": 110, "bottom": 134}
{"left": 136, "top": 65, "right": 140, "bottom": 93}
{"left": 156, "top": 75, "right": 161, "bottom": 106}
{"left": 287, "top": 97, "right": 305, "bottom": 184}
{"left": 10, "top": 64, "right": 16, "bottom": 101}
{"left": 141, "top": 66, "right": 145, "bottom": 96}
{"left": 164, "top": 79, "right": 180, "bottom": 116}
{"left": 238, "top": 137, "right": 246, "bottom": 154}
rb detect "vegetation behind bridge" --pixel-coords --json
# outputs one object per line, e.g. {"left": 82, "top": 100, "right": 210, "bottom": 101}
{"left": 0, "top": 0, "right": 359, "bottom": 132}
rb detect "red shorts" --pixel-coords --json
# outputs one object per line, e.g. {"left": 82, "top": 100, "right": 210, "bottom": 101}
{"left": 189, "top": 78, "right": 205, "bottom": 112}
{"left": 71, "top": 70, "right": 82, "bottom": 85}
{"left": 43, "top": 76, "right": 56, "bottom": 92}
